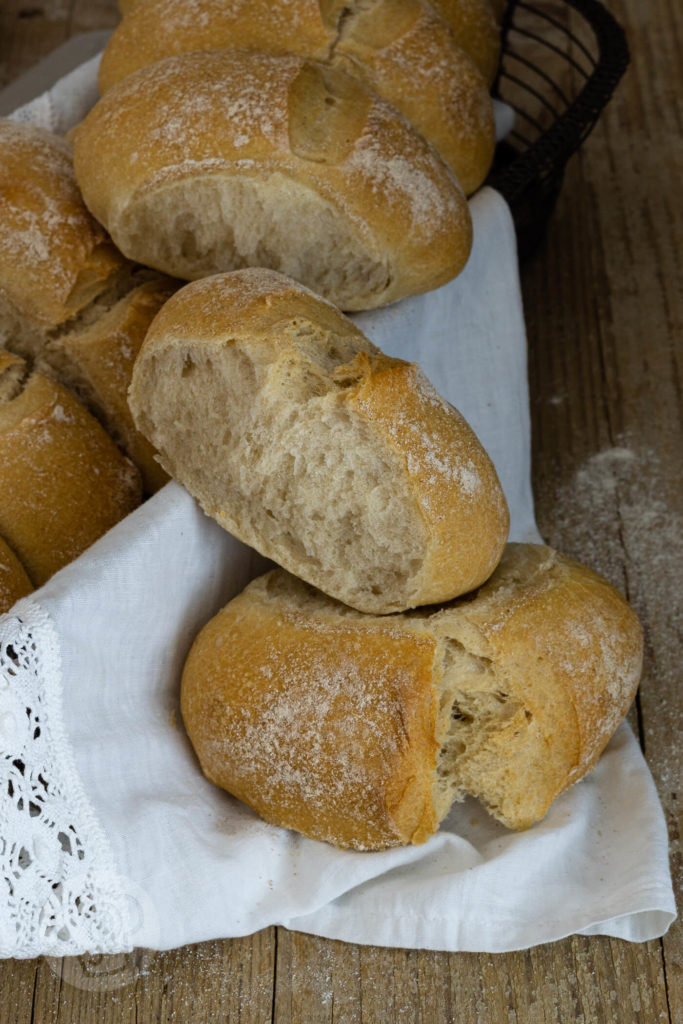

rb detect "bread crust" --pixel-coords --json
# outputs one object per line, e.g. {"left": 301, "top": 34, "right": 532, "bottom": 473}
{"left": 0, "top": 119, "right": 129, "bottom": 346}
{"left": 0, "top": 534, "right": 33, "bottom": 613}
{"left": 112, "top": 0, "right": 500, "bottom": 86}
{"left": 181, "top": 545, "right": 643, "bottom": 849}
{"left": 129, "top": 269, "right": 509, "bottom": 613}
{"left": 181, "top": 571, "right": 442, "bottom": 849}
{"left": 75, "top": 51, "right": 472, "bottom": 309}
{"left": 99, "top": 0, "right": 495, "bottom": 194}
{"left": 0, "top": 366, "right": 142, "bottom": 585}
{"left": 426, "top": 0, "right": 500, "bottom": 84}
{"left": 40, "top": 277, "right": 176, "bottom": 493}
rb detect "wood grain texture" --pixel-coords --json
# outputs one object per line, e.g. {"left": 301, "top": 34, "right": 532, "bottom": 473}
{"left": 0, "top": 0, "right": 679, "bottom": 1020}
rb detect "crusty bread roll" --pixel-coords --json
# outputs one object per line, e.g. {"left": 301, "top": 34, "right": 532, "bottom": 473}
{"left": 0, "top": 119, "right": 131, "bottom": 358}
{"left": 0, "top": 350, "right": 142, "bottom": 586}
{"left": 114, "top": 0, "right": 500, "bottom": 85}
{"left": 181, "top": 544, "right": 643, "bottom": 850}
{"left": 73, "top": 51, "right": 472, "bottom": 310}
{"left": 129, "top": 269, "right": 509, "bottom": 613}
{"left": 330, "top": 0, "right": 495, "bottom": 194}
{"left": 39, "top": 277, "right": 176, "bottom": 494}
{"left": 98, "top": 0, "right": 495, "bottom": 195}
{"left": 102, "top": 0, "right": 332, "bottom": 88}
{"left": 0, "top": 534, "right": 33, "bottom": 613}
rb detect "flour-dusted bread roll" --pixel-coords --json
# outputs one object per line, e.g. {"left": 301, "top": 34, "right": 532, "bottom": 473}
{"left": 0, "top": 119, "right": 131, "bottom": 358}
{"left": 330, "top": 0, "right": 495, "bottom": 194}
{"left": 39, "top": 276, "right": 176, "bottom": 494}
{"left": 129, "top": 269, "right": 509, "bottom": 613}
{"left": 0, "top": 535, "right": 33, "bottom": 613}
{"left": 98, "top": 0, "right": 495, "bottom": 195}
{"left": 114, "top": 0, "right": 500, "bottom": 86}
{"left": 0, "top": 350, "right": 142, "bottom": 586}
{"left": 101, "top": 0, "right": 332, "bottom": 89}
{"left": 73, "top": 51, "right": 472, "bottom": 310}
{"left": 181, "top": 545, "right": 643, "bottom": 850}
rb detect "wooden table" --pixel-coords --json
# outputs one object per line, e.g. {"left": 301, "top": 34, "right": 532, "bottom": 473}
{"left": 0, "top": 1, "right": 680, "bottom": 1020}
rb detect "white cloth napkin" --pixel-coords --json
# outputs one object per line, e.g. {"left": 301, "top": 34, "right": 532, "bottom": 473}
{"left": 0, "top": 53, "right": 675, "bottom": 959}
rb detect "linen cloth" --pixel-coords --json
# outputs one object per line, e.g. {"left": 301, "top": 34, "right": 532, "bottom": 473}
{"left": 0, "top": 54, "right": 675, "bottom": 958}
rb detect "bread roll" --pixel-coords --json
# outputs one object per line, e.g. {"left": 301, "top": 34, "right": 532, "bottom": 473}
{"left": 102, "top": 0, "right": 332, "bottom": 89}
{"left": 114, "top": 0, "right": 500, "bottom": 85}
{"left": 39, "top": 277, "right": 176, "bottom": 494}
{"left": 0, "top": 351, "right": 142, "bottom": 585}
{"left": 73, "top": 51, "right": 472, "bottom": 309}
{"left": 129, "top": 269, "right": 509, "bottom": 613}
{"left": 331, "top": 0, "right": 495, "bottom": 194}
{"left": 98, "top": 0, "right": 495, "bottom": 195}
{"left": 181, "top": 545, "right": 643, "bottom": 850}
{"left": 0, "top": 119, "right": 130, "bottom": 358}
{"left": 0, "top": 534, "right": 33, "bottom": 612}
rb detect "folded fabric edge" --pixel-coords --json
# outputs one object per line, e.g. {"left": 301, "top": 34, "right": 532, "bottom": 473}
{"left": 279, "top": 895, "right": 677, "bottom": 955}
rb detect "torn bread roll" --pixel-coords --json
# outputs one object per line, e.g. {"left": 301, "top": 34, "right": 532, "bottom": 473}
{"left": 0, "top": 119, "right": 132, "bottom": 358}
{"left": 98, "top": 0, "right": 496, "bottom": 195}
{"left": 39, "top": 276, "right": 176, "bottom": 494}
{"left": 0, "top": 350, "right": 142, "bottom": 586}
{"left": 181, "top": 545, "right": 643, "bottom": 850}
{"left": 0, "top": 535, "right": 33, "bottom": 614}
{"left": 129, "top": 269, "right": 509, "bottom": 613}
{"left": 73, "top": 51, "right": 472, "bottom": 310}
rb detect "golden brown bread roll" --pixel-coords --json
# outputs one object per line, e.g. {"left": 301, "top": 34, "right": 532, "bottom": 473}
{"left": 74, "top": 51, "right": 472, "bottom": 310}
{"left": 0, "top": 534, "right": 33, "bottom": 613}
{"left": 0, "top": 351, "right": 142, "bottom": 586}
{"left": 114, "top": 0, "right": 500, "bottom": 85}
{"left": 39, "top": 277, "right": 176, "bottom": 494}
{"left": 181, "top": 545, "right": 643, "bottom": 850}
{"left": 0, "top": 119, "right": 131, "bottom": 358}
{"left": 98, "top": 0, "right": 495, "bottom": 195}
{"left": 129, "top": 269, "right": 509, "bottom": 613}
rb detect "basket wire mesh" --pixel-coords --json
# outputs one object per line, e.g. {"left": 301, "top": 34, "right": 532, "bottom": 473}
{"left": 488, "top": 0, "right": 630, "bottom": 255}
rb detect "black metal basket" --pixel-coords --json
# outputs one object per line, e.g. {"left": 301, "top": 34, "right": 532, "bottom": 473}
{"left": 487, "top": 0, "right": 629, "bottom": 256}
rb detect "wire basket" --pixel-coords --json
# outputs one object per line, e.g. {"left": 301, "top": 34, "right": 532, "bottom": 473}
{"left": 487, "top": 0, "right": 629, "bottom": 256}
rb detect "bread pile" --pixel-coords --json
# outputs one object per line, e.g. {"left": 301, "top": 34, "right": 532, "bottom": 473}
{"left": 69, "top": 0, "right": 507, "bottom": 309}
{"left": 0, "top": 1, "right": 643, "bottom": 852}
{"left": 126, "top": 269, "right": 643, "bottom": 850}
{"left": 0, "top": 118, "right": 176, "bottom": 606}
{"left": 0, "top": 0, "right": 503, "bottom": 595}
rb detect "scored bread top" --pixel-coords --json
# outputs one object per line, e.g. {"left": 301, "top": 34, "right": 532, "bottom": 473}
{"left": 0, "top": 119, "right": 129, "bottom": 334}
{"left": 74, "top": 50, "right": 472, "bottom": 310}
{"left": 181, "top": 544, "right": 643, "bottom": 849}
{"left": 98, "top": 0, "right": 495, "bottom": 195}
{"left": 331, "top": 0, "right": 495, "bottom": 194}
{"left": 111, "top": 0, "right": 500, "bottom": 86}
{"left": 129, "top": 268, "right": 509, "bottom": 613}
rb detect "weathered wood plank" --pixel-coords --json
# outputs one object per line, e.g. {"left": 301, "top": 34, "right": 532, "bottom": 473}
{"left": 272, "top": 931, "right": 671, "bottom": 1023}
{"left": 0, "top": 0, "right": 75, "bottom": 89}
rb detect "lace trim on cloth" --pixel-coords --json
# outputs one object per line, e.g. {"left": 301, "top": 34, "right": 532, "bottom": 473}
{"left": 0, "top": 598, "right": 139, "bottom": 958}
